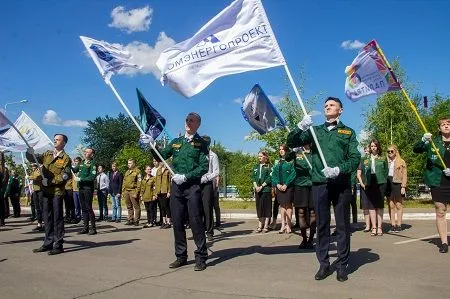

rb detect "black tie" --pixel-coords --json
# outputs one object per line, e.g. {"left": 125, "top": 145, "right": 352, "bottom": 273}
{"left": 325, "top": 121, "right": 337, "bottom": 127}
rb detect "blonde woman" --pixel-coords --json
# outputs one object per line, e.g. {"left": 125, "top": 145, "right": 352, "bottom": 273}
{"left": 386, "top": 145, "right": 407, "bottom": 233}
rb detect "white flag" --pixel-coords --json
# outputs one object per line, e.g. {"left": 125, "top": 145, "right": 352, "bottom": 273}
{"left": 0, "top": 111, "right": 53, "bottom": 153}
{"left": 0, "top": 110, "right": 10, "bottom": 128}
{"left": 80, "top": 36, "right": 140, "bottom": 82}
{"left": 156, "top": 0, "right": 285, "bottom": 98}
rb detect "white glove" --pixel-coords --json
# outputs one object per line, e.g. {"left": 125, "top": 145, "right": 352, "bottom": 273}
{"left": 422, "top": 133, "right": 432, "bottom": 143}
{"left": 42, "top": 178, "right": 48, "bottom": 187}
{"left": 74, "top": 176, "right": 81, "bottom": 182}
{"left": 201, "top": 176, "right": 207, "bottom": 184}
{"left": 140, "top": 133, "right": 154, "bottom": 144}
{"left": 297, "top": 114, "right": 313, "bottom": 131}
{"left": 322, "top": 166, "right": 340, "bottom": 179}
{"left": 172, "top": 174, "right": 187, "bottom": 185}
{"left": 444, "top": 168, "right": 450, "bottom": 177}
{"left": 27, "top": 147, "right": 35, "bottom": 156}
{"left": 292, "top": 147, "right": 302, "bottom": 152}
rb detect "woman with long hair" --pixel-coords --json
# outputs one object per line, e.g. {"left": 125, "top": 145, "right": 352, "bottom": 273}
{"left": 359, "top": 140, "right": 388, "bottom": 236}
{"left": 252, "top": 151, "right": 272, "bottom": 233}
{"left": 414, "top": 116, "right": 450, "bottom": 253}
{"left": 386, "top": 145, "right": 407, "bottom": 233}
{"left": 272, "top": 144, "right": 296, "bottom": 234}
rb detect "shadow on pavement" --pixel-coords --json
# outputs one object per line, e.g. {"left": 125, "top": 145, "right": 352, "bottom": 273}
{"left": 330, "top": 248, "right": 380, "bottom": 274}
{"left": 64, "top": 238, "right": 140, "bottom": 253}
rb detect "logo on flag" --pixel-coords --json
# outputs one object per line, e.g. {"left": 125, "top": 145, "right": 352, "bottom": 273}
{"left": 241, "top": 84, "right": 286, "bottom": 135}
{"left": 137, "top": 89, "right": 166, "bottom": 140}
{"left": 156, "top": 0, "right": 285, "bottom": 98}
{"left": 80, "top": 36, "right": 140, "bottom": 81}
{"left": 345, "top": 40, "right": 401, "bottom": 101}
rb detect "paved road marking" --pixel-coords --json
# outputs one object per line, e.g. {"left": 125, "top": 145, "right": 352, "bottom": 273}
{"left": 394, "top": 233, "right": 445, "bottom": 245}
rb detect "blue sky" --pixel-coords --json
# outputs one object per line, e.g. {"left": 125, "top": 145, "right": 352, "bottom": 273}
{"left": 2, "top": 0, "right": 450, "bottom": 157}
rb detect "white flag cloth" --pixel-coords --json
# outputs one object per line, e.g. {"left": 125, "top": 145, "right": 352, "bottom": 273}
{"left": 80, "top": 36, "right": 140, "bottom": 82}
{"left": 0, "top": 110, "right": 9, "bottom": 128}
{"left": 0, "top": 111, "right": 53, "bottom": 153}
{"left": 156, "top": 0, "right": 285, "bottom": 98}
{"left": 241, "top": 84, "right": 286, "bottom": 134}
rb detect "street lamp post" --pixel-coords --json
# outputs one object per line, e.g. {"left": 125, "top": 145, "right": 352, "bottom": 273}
{"left": 4, "top": 99, "right": 28, "bottom": 111}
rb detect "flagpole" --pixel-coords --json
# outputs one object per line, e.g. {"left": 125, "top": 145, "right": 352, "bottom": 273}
{"left": 283, "top": 64, "right": 328, "bottom": 168}
{"left": 105, "top": 79, "right": 175, "bottom": 175}
{"left": 20, "top": 151, "right": 32, "bottom": 194}
{"left": 376, "top": 44, "right": 447, "bottom": 168}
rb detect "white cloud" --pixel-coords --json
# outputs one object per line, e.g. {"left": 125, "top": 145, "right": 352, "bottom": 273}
{"left": 232, "top": 97, "right": 243, "bottom": 104}
{"left": 357, "top": 129, "right": 371, "bottom": 143}
{"left": 340, "top": 40, "right": 365, "bottom": 50}
{"left": 43, "top": 110, "right": 88, "bottom": 128}
{"left": 109, "top": 6, "right": 153, "bottom": 33}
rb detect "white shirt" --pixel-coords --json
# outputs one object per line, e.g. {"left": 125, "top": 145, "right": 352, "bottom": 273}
{"left": 201, "top": 150, "right": 220, "bottom": 184}
{"left": 96, "top": 172, "right": 109, "bottom": 190}
{"left": 151, "top": 166, "right": 159, "bottom": 177}
{"left": 371, "top": 155, "right": 377, "bottom": 174}
{"left": 388, "top": 158, "right": 395, "bottom": 177}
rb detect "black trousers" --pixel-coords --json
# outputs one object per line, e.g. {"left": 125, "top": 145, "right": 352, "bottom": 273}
{"left": 350, "top": 184, "right": 358, "bottom": 223}
{"left": 9, "top": 193, "right": 21, "bottom": 217}
{"left": 42, "top": 193, "right": 64, "bottom": 249}
{"left": 64, "top": 189, "right": 75, "bottom": 220}
{"left": 30, "top": 193, "right": 36, "bottom": 219}
{"left": 213, "top": 188, "right": 220, "bottom": 226}
{"left": 170, "top": 181, "right": 207, "bottom": 263}
{"left": 158, "top": 194, "right": 171, "bottom": 218}
{"left": 144, "top": 201, "right": 157, "bottom": 224}
{"left": 201, "top": 182, "right": 214, "bottom": 236}
{"left": 97, "top": 188, "right": 108, "bottom": 219}
{"left": 32, "top": 191, "right": 44, "bottom": 224}
{"left": 0, "top": 192, "right": 5, "bottom": 221}
{"left": 313, "top": 183, "right": 351, "bottom": 269}
{"left": 79, "top": 184, "right": 96, "bottom": 230}
{"left": 157, "top": 198, "right": 163, "bottom": 223}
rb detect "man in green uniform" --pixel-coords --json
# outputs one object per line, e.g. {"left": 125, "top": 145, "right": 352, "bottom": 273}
{"left": 27, "top": 134, "right": 72, "bottom": 255}
{"left": 122, "top": 158, "right": 142, "bottom": 226}
{"left": 73, "top": 148, "right": 97, "bottom": 235}
{"left": 142, "top": 112, "right": 209, "bottom": 271}
{"left": 29, "top": 163, "right": 44, "bottom": 231}
{"left": 287, "top": 97, "right": 360, "bottom": 282}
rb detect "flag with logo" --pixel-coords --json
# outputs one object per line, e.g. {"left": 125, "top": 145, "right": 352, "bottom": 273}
{"left": 156, "top": 0, "right": 285, "bottom": 98}
{"left": 241, "top": 84, "right": 286, "bottom": 134}
{"left": 0, "top": 111, "right": 53, "bottom": 153}
{"left": 80, "top": 36, "right": 140, "bottom": 82}
{"left": 344, "top": 40, "right": 401, "bottom": 101}
{"left": 137, "top": 88, "right": 166, "bottom": 140}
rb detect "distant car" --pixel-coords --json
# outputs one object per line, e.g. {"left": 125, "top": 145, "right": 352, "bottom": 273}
{"left": 418, "top": 183, "right": 430, "bottom": 194}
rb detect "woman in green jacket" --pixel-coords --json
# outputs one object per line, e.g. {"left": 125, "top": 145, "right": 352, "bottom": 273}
{"left": 359, "top": 139, "right": 388, "bottom": 236}
{"left": 414, "top": 116, "right": 450, "bottom": 253}
{"left": 252, "top": 151, "right": 272, "bottom": 233}
{"left": 272, "top": 144, "right": 296, "bottom": 234}
{"left": 140, "top": 165, "right": 156, "bottom": 228}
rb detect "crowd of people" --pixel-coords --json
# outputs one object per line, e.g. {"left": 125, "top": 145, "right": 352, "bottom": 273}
{"left": 0, "top": 99, "right": 449, "bottom": 280}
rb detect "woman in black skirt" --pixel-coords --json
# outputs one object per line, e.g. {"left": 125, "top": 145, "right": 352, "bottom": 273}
{"left": 414, "top": 116, "right": 450, "bottom": 253}
{"left": 358, "top": 140, "right": 388, "bottom": 236}
{"left": 272, "top": 144, "right": 296, "bottom": 234}
{"left": 287, "top": 144, "right": 315, "bottom": 248}
{"left": 386, "top": 145, "right": 407, "bottom": 232}
{"left": 252, "top": 151, "right": 272, "bottom": 233}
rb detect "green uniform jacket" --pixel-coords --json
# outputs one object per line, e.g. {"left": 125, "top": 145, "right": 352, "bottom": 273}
{"left": 271, "top": 159, "right": 296, "bottom": 187}
{"left": 140, "top": 176, "right": 155, "bottom": 202}
{"left": 73, "top": 160, "right": 96, "bottom": 184}
{"left": 65, "top": 178, "right": 73, "bottom": 190}
{"left": 286, "top": 151, "right": 312, "bottom": 187}
{"left": 154, "top": 167, "right": 171, "bottom": 195}
{"left": 286, "top": 122, "right": 361, "bottom": 185}
{"left": 252, "top": 163, "right": 272, "bottom": 193}
{"left": 122, "top": 167, "right": 142, "bottom": 195}
{"left": 28, "top": 168, "right": 42, "bottom": 192}
{"left": 413, "top": 137, "right": 447, "bottom": 187}
{"left": 26, "top": 150, "right": 72, "bottom": 196}
{"left": 360, "top": 156, "right": 388, "bottom": 185}
{"left": 159, "top": 134, "right": 209, "bottom": 181}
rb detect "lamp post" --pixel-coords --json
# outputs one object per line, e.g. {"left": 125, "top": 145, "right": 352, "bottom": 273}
{"left": 4, "top": 99, "right": 28, "bottom": 111}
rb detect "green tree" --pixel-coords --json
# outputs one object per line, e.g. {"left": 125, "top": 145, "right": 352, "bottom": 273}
{"left": 82, "top": 114, "right": 140, "bottom": 169}
{"left": 113, "top": 143, "right": 154, "bottom": 174}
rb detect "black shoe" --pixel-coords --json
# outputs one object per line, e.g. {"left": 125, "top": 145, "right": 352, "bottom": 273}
{"left": 32, "top": 226, "right": 44, "bottom": 232}
{"left": 314, "top": 266, "right": 332, "bottom": 280}
{"left": 0, "top": 220, "right": 5, "bottom": 227}
{"left": 214, "top": 223, "right": 221, "bottom": 229}
{"left": 78, "top": 229, "right": 89, "bottom": 234}
{"left": 169, "top": 259, "right": 187, "bottom": 269}
{"left": 298, "top": 240, "right": 308, "bottom": 249}
{"left": 96, "top": 217, "right": 104, "bottom": 222}
{"left": 206, "top": 234, "right": 214, "bottom": 241}
{"left": 165, "top": 224, "right": 171, "bottom": 229}
{"left": 194, "top": 261, "right": 207, "bottom": 271}
{"left": 27, "top": 217, "right": 35, "bottom": 222}
{"left": 64, "top": 218, "right": 71, "bottom": 224}
{"left": 160, "top": 223, "right": 167, "bottom": 229}
{"left": 306, "top": 240, "right": 314, "bottom": 249}
{"left": 33, "top": 246, "right": 51, "bottom": 253}
{"left": 293, "top": 223, "right": 300, "bottom": 229}
{"left": 125, "top": 220, "right": 133, "bottom": 226}
{"left": 88, "top": 229, "right": 97, "bottom": 235}
{"left": 134, "top": 221, "right": 140, "bottom": 226}
{"left": 331, "top": 230, "right": 337, "bottom": 237}
{"left": 115, "top": 219, "right": 121, "bottom": 223}
{"left": 336, "top": 268, "right": 348, "bottom": 282}
{"left": 70, "top": 219, "right": 78, "bottom": 224}
{"left": 439, "top": 243, "right": 448, "bottom": 253}
{"left": 48, "top": 248, "right": 64, "bottom": 255}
